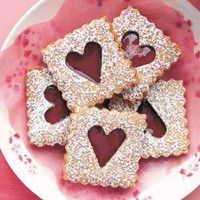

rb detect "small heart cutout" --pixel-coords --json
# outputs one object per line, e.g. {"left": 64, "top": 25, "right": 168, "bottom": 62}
{"left": 137, "top": 99, "right": 166, "bottom": 138}
{"left": 66, "top": 42, "right": 102, "bottom": 83}
{"left": 88, "top": 126, "right": 126, "bottom": 167}
{"left": 44, "top": 85, "right": 71, "bottom": 124}
{"left": 122, "top": 31, "right": 156, "bottom": 67}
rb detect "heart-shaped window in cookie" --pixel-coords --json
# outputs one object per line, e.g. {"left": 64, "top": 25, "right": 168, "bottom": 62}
{"left": 137, "top": 99, "right": 166, "bottom": 138}
{"left": 122, "top": 31, "right": 156, "bottom": 67}
{"left": 88, "top": 126, "right": 126, "bottom": 167}
{"left": 44, "top": 85, "right": 71, "bottom": 124}
{"left": 66, "top": 42, "right": 102, "bottom": 83}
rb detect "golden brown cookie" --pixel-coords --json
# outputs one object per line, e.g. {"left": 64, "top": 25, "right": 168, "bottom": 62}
{"left": 64, "top": 107, "right": 147, "bottom": 188}
{"left": 43, "top": 17, "right": 138, "bottom": 112}
{"left": 112, "top": 6, "right": 181, "bottom": 105}
{"left": 109, "top": 80, "right": 189, "bottom": 158}
{"left": 26, "top": 67, "right": 71, "bottom": 147}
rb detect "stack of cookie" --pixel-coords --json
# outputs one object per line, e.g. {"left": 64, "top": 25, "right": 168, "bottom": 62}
{"left": 26, "top": 6, "right": 189, "bottom": 188}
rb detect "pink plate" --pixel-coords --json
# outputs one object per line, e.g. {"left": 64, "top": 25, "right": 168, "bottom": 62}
{"left": 0, "top": 0, "right": 200, "bottom": 199}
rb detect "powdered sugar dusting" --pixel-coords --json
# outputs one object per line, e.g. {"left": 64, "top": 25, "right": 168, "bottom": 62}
{"left": 0, "top": 0, "right": 200, "bottom": 198}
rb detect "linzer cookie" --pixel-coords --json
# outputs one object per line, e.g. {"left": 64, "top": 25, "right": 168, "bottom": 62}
{"left": 26, "top": 67, "right": 71, "bottom": 147}
{"left": 109, "top": 80, "right": 189, "bottom": 158}
{"left": 112, "top": 6, "right": 181, "bottom": 104}
{"left": 43, "top": 17, "right": 138, "bottom": 112}
{"left": 64, "top": 107, "right": 147, "bottom": 188}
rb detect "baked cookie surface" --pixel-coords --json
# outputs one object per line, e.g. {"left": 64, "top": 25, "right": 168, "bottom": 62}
{"left": 64, "top": 107, "right": 147, "bottom": 188}
{"left": 43, "top": 17, "right": 138, "bottom": 112}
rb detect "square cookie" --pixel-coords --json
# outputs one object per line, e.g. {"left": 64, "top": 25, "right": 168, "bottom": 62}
{"left": 64, "top": 107, "right": 147, "bottom": 188}
{"left": 109, "top": 80, "right": 189, "bottom": 158}
{"left": 26, "top": 67, "right": 71, "bottom": 147}
{"left": 112, "top": 6, "right": 181, "bottom": 104}
{"left": 43, "top": 18, "right": 138, "bottom": 112}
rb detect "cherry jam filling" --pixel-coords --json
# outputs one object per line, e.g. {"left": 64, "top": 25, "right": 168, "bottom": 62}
{"left": 88, "top": 126, "right": 126, "bottom": 167}
{"left": 122, "top": 31, "right": 156, "bottom": 67}
{"left": 137, "top": 99, "right": 166, "bottom": 138}
{"left": 66, "top": 42, "right": 102, "bottom": 83}
{"left": 44, "top": 85, "right": 71, "bottom": 124}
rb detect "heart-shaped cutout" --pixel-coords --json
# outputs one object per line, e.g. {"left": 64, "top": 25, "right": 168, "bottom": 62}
{"left": 137, "top": 99, "right": 166, "bottom": 138}
{"left": 88, "top": 126, "right": 126, "bottom": 167}
{"left": 66, "top": 42, "right": 102, "bottom": 83}
{"left": 44, "top": 85, "right": 71, "bottom": 124}
{"left": 122, "top": 31, "right": 156, "bottom": 67}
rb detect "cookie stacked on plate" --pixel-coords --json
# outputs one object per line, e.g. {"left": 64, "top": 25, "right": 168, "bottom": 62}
{"left": 26, "top": 6, "right": 189, "bottom": 188}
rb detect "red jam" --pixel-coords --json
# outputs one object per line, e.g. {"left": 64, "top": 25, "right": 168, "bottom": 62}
{"left": 66, "top": 42, "right": 102, "bottom": 83}
{"left": 122, "top": 31, "right": 156, "bottom": 67}
{"left": 88, "top": 126, "right": 126, "bottom": 167}
{"left": 44, "top": 85, "right": 71, "bottom": 124}
{"left": 137, "top": 100, "right": 166, "bottom": 138}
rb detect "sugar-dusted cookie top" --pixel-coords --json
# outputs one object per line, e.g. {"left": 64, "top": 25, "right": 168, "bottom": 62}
{"left": 64, "top": 107, "right": 147, "bottom": 188}
{"left": 43, "top": 17, "right": 138, "bottom": 112}
{"left": 112, "top": 6, "right": 181, "bottom": 105}
{"left": 26, "top": 67, "right": 71, "bottom": 147}
{"left": 109, "top": 80, "right": 189, "bottom": 158}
